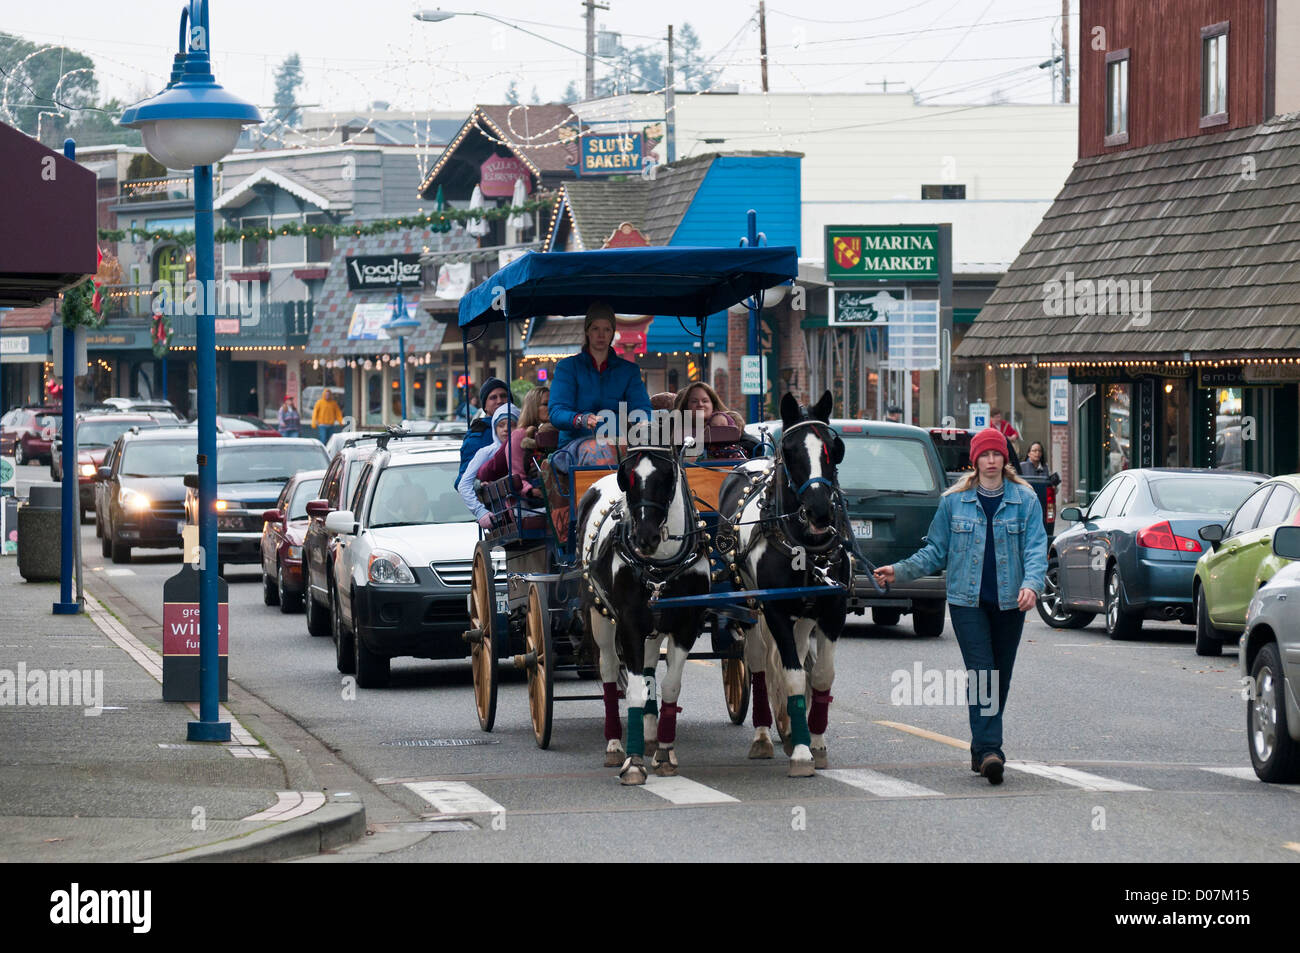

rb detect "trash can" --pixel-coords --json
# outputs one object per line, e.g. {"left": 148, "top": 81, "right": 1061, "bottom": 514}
{"left": 18, "top": 484, "right": 62, "bottom": 582}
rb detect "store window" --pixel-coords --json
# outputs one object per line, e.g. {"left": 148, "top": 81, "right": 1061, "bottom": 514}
{"left": 921, "top": 184, "right": 966, "bottom": 200}
{"left": 1161, "top": 379, "right": 1189, "bottom": 467}
{"left": 1103, "top": 382, "right": 1132, "bottom": 480}
{"left": 1105, "top": 50, "right": 1130, "bottom": 144}
{"left": 364, "top": 369, "right": 384, "bottom": 425}
{"left": 1214, "top": 387, "right": 1244, "bottom": 470}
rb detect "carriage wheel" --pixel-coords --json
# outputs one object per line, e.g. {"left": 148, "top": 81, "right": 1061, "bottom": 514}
{"left": 526, "top": 583, "right": 555, "bottom": 749}
{"left": 723, "top": 657, "right": 750, "bottom": 725}
{"left": 470, "top": 546, "right": 498, "bottom": 732}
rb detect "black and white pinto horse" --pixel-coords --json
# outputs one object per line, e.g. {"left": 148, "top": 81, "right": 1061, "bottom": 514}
{"left": 575, "top": 443, "right": 711, "bottom": 785}
{"left": 717, "top": 392, "right": 851, "bottom": 777}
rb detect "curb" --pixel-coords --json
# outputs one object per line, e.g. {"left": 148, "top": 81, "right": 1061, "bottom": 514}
{"left": 151, "top": 802, "right": 367, "bottom": 863}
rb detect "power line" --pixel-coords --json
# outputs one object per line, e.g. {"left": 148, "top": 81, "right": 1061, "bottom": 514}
{"left": 766, "top": 0, "right": 947, "bottom": 25}
{"left": 911, "top": 0, "right": 995, "bottom": 90}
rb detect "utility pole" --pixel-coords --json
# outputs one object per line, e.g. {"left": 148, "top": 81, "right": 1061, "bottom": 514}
{"left": 665, "top": 25, "right": 677, "bottom": 162}
{"left": 758, "top": 1, "right": 769, "bottom": 93}
{"left": 583, "top": 0, "right": 610, "bottom": 100}
{"left": 1061, "top": 0, "right": 1071, "bottom": 103}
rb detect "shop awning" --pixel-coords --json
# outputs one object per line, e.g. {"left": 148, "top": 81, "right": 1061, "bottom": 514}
{"left": 956, "top": 114, "right": 1300, "bottom": 364}
{"left": 0, "top": 122, "right": 97, "bottom": 307}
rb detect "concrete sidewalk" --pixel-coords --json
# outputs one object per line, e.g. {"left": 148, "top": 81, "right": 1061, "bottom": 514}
{"left": 0, "top": 560, "right": 364, "bottom": 862}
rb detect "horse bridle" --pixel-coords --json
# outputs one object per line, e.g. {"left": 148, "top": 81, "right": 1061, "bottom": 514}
{"left": 774, "top": 419, "right": 844, "bottom": 532}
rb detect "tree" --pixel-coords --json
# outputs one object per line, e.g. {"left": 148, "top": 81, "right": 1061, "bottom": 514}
{"left": 561, "top": 80, "right": 580, "bottom": 104}
{"left": 504, "top": 78, "right": 520, "bottom": 105}
{"left": 590, "top": 22, "right": 716, "bottom": 99}
{"left": 272, "top": 53, "right": 303, "bottom": 126}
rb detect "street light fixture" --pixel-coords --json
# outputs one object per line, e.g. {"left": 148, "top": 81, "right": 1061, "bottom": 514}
{"left": 120, "top": 0, "right": 261, "bottom": 744}
{"left": 385, "top": 290, "right": 420, "bottom": 421}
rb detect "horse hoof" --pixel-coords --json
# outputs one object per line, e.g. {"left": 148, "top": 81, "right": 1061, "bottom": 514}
{"left": 619, "top": 757, "right": 647, "bottom": 786}
{"left": 604, "top": 741, "right": 626, "bottom": 767}
{"left": 653, "top": 749, "right": 678, "bottom": 776}
{"left": 748, "top": 738, "right": 775, "bottom": 759}
{"left": 812, "top": 746, "right": 828, "bottom": 770}
{"left": 788, "top": 758, "right": 815, "bottom": 779}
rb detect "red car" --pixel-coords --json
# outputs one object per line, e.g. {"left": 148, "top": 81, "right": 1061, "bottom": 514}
{"left": 261, "top": 468, "right": 326, "bottom": 612}
{"left": 218, "top": 414, "right": 282, "bottom": 438}
{"left": 53, "top": 414, "right": 167, "bottom": 519}
{"left": 1, "top": 406, "right": 61, "bottom": 465}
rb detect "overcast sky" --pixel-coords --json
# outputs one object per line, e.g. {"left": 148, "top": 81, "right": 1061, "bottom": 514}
{"left": 4, "top": 0, "right": 1076, "bottom": 119}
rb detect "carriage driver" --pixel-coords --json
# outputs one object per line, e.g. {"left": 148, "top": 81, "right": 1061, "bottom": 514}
{"left": 548, "top": 302, "right": 653, "bottom": 479}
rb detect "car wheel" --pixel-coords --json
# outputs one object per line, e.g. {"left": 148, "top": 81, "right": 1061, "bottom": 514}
{"left": 1104, "top": 568, "right": 1142, "bottom": 640}
{"left": 353, "top": 605, "right": 391, "bottom": 689}
{"left": 110, "top": 539, "right": 131, "bottom": 564}
{"left": 1195, "top": 586, "right": 1225, "bottom": 657}
{"left": 262, "top": 565, "right": 279, "bottom": 606}
{"left": 912, "top": 600, "right": 945, "bottom": 638}
{"left": 1248, "top": 642, "right": 1300, "bottom": 782}
{"left": 95, "top": 511, "right": 103, "bottom": 539}
{"left": 306, "top": 578, "right": 330, "bottom": 637}
{"left": 872, "top": 608, "right": 902, "bottom": 627}
{"left": 1036, "top": 557, "right": 1095, "bottom": 629}
{"left": 333, "top": 587, "right": 355, "bottom": 675}
{"left": 278, "top": 561, "right": 302, "bottom": 613}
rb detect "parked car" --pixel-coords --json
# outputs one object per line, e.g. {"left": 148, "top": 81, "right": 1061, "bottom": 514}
{"left": 1, "top": 406, "right": 61, "bottom": 465}
{"left": 747, "top": 419, "right": 949, "bottom": 637}
{"left": 53, "top": 414, "right": 166, "bottom": 520}
{"left": 96, "top": 427, "right": 196, "bottom": 562}
{"left": 1239, "top": 525, "right": 1300, "bottom": 782}
{"left": 260, "top": 469, "right": 326, "bottom": 613}
{"left": 1039, "top": 469, "right": 1265, "bottom": 638}
{"left": 322, "top": 442, "right": 493, "bottom": 687}
{"left": 929, "top": 427, "right": 1058, "bottom": 537}
{"left": 184, "top": 437, "right": 329, "bottom": 573}
{"left": 1194, "top": 475, "right": 1300, "bottom": 656}
{"left": 215, "top": 414, "right": 280, "bottom": 438}
{"left": 303, "top": 441, "right": 381, "bottom": 639}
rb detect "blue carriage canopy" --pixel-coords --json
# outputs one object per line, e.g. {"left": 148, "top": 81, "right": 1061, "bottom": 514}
{"left": 457, "top": 245, "right": 799, "bottom": 327}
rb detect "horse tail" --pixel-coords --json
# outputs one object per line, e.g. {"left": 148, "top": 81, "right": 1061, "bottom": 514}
{"left": 762, "top": 617, "right": 788, "bottom": 718}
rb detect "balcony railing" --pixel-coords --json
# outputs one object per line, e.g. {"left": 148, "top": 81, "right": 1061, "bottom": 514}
{"left": 170, "top": 301, "right": 315, "bottom": 348}
{"left": 119, "top": 176, "right": 193, "bottom": 204}
{"left": 99, "top": 283, "right": 160, "bottom": 321}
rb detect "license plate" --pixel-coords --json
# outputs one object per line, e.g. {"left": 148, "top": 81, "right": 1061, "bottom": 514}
{"left": 852, "top": 519, "right": 873, "bottom": 539}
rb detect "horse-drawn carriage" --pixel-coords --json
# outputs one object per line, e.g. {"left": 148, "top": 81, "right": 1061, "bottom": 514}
{"left": 457, "top": 246, "right": 873, "bottom": 780}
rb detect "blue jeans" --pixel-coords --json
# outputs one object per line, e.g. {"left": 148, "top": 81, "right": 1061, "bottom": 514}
{"left": 947, "top": 602, "right": 1026, "bottom": 761}
{"left": 280, "top": 429, "right": 299, "bottom": 439}
{"left": 317, "top": 425, "right": 336, "bottom": 445}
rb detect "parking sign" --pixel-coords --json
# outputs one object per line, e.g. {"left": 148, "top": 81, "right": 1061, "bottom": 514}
{"left": 969, "top": 401, "right": 990, "bottom": 429}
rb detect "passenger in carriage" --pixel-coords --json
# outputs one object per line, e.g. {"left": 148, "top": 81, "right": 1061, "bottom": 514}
{"left": 674, "top": 381, "right": 748, "bottom": 460}
{"left": 548, "top": 301, "right": 652, "bottom": 472}
{"left": 477, "top": 384, "right": 548, "bottom": 502}
{"left": 457, "top": 402, "right": 519, "bottom": 528}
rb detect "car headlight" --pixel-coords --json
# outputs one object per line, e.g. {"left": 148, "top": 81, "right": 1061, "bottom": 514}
{"left": 121, "top": 488, "right": 151, "bottom": 511}
{"left": 215, "top": 499, "right": 230, "bottom": 512}
{"left": 368, "top": 549, "right": 415, "bottom": 585}
{"left": 286, "top": 544, "right": 303, "bottom": 560}
{"left": 79, "top": 463, "right": 96, "bottom": 478}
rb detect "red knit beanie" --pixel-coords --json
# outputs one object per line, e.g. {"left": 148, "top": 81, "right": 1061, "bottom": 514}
{"left": 969, "top": 428, "right": 1009, "bottom": 466}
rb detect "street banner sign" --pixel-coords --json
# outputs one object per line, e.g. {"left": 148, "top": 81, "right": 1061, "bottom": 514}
{"left": 740, "top": 355, "right": 767, "bottom": 395}
{"left": 1049, "top": 377, "right": 1069, "bottom": 424}
{"left": 969, "top": 401, "right": 991, "bottom": 430}
{"left": 162, "top": 563, "right": 228, "bottom": 702}
{"left": 825, "top": 225, "right": 941, "bottom": 282}
{"left": 0, "top": 495, "right": 16, "bottom": 555}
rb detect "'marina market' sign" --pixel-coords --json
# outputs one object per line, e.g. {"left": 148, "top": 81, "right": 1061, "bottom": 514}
{"left": 825, "top": 225, "right": 940, "bottom": 281}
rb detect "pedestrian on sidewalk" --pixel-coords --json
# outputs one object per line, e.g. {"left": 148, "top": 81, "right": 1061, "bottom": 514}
{"left": 311, "top": 388, "right": 343, "bottom": 444}
{"left": 277, "top": 395, "right": 300, "bottom": 438}
{"left": 872, "top": 428, "right": 1047, "bottom": 785}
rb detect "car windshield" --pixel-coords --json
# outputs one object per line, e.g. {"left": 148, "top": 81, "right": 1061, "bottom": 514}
{"left": 217, "top": 444, "right": 328, "bottom": 483}
{"left": 120, "top": 440, "right": 197, "bottom": 477}
{"left": 1149, "top": 477, "right": 1260, "bottom": 515}
{"left": 839, "top": 437, "right": 939, "bottom": 494}
{"left": 369, "top": 461, "right": 473, "bottom": 527}
{"left": 287, "top": 478, "right": 323, "bottom": 520}
{"left": 79, "top": 419, "right": 158, "bottom": 448}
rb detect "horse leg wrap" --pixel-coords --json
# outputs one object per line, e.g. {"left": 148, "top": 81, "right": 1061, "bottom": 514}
{"left": 809, "top": 689, "right": 834, "bottom": 736}
{"left": 602, "top": 682, "right": 622, "bottom": 742}
{"left": 641, "top": 667, "right": 658, "bottom": 717}
{"left": 626, "top": 707, "right": 645, "bottom": 757}
{"left": 658, "top": 702, "right": 681, "bottom": 745}
{"left": 751, "top": 670, "right": 773, "bottom": 728}
{"left": 787, "top": 695, "right": 812, "bottom": 749}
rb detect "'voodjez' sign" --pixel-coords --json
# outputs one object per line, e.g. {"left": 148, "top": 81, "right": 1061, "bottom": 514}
{"left": 825, "top": 225, "right": 941, "bottom": 282}
{"left": 162, "top": 564, "right": 228, "bottom": 702}
{"left": 346, "top": 254, "right": 423, "bottom": 291}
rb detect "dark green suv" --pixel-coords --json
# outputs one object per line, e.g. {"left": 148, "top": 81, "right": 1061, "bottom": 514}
{"left": 747, "top": 419, "right": 948, "bottom": 636}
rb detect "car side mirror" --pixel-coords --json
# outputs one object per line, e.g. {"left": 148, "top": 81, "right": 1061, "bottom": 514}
{"left": 1058, "top": 506, "right": 1083, "bottom": 523}
{"left": 1199, "top": 524, "right": 1225, "bottom": 547}
{"left": 183, "top": 472, "right": 199, "bottom": 489}
{"left": 262, "top": 509, "right": 284, "bottom": 525}
{"left": 1273, "top": 525, "right": 1300, "bottom": 560}
{"left": 324, "top": 510, "right": 355, "bottom": 535}
{"left": 306, "top": 499, "right": 331, "bottom": 519}
{"left": 96, "top": 466, "right": 112, "bottom": 481}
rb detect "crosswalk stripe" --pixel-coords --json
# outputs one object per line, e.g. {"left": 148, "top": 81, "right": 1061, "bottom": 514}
{"left": 405, "top": 780, "right": 505, "bottom": 815}
{"left": 1201, "top": 767, "right": 1259, "bottom": 782}
{"left": 822, "top": 768, "right": 943, "bottom": 798}
{"left": 1008, "top": 761, "right": 1149, "bottom": 792}
{"left": 642, "top": 775, "right": 738, "bottom": 805}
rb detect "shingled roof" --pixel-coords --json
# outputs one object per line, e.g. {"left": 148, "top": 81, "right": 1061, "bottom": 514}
{"left": 956, "top": 113, "right": 1300, "bottom": 363}
{"left": 418, "top": 104, "right": 578, "bottom": 197}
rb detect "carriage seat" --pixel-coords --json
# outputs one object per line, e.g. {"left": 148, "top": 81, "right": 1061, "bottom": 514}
{"left": 650, "top": 392, "right": 676, "bottom": 411}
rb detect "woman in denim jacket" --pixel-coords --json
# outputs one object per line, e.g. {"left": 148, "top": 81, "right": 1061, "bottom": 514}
{"left": 875, "top": 428, "right": 1047, "bottom": 784}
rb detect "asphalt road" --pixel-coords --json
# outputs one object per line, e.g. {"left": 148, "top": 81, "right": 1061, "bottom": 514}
{"left": 24, "top": 457, "right": 1299, "bottom": 864}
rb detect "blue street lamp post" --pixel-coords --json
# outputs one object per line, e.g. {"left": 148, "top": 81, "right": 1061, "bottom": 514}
{"left": 53, "top": 139, "right": 81, "bottom": 616}
{"left": 742, "top": 209, "right": 762, "bottom": 425}
{"left": 120, "top": 0, "right": 261, "bottom": 742}
{"left": 385, "top": 289, "right": 420, "bottom": 422}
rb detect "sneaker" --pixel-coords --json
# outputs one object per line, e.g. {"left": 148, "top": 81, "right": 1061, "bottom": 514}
{"left": 979, "top": 753, "right": 1005, "bottom": 785}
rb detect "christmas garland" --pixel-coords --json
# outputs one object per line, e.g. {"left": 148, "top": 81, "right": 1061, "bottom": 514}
{"left": 151, "top": 313, "right": 174, "bottom": 358}
{"left": 96, "top": 195, "right": 556, "bottom": 247}
{"left": 60, "top": 278, "right": 105, "bottom": 331}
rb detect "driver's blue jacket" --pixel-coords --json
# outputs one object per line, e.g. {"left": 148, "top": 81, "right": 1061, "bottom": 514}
{"left": 548, "top": 349, "right": 652, "bottom": 448}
